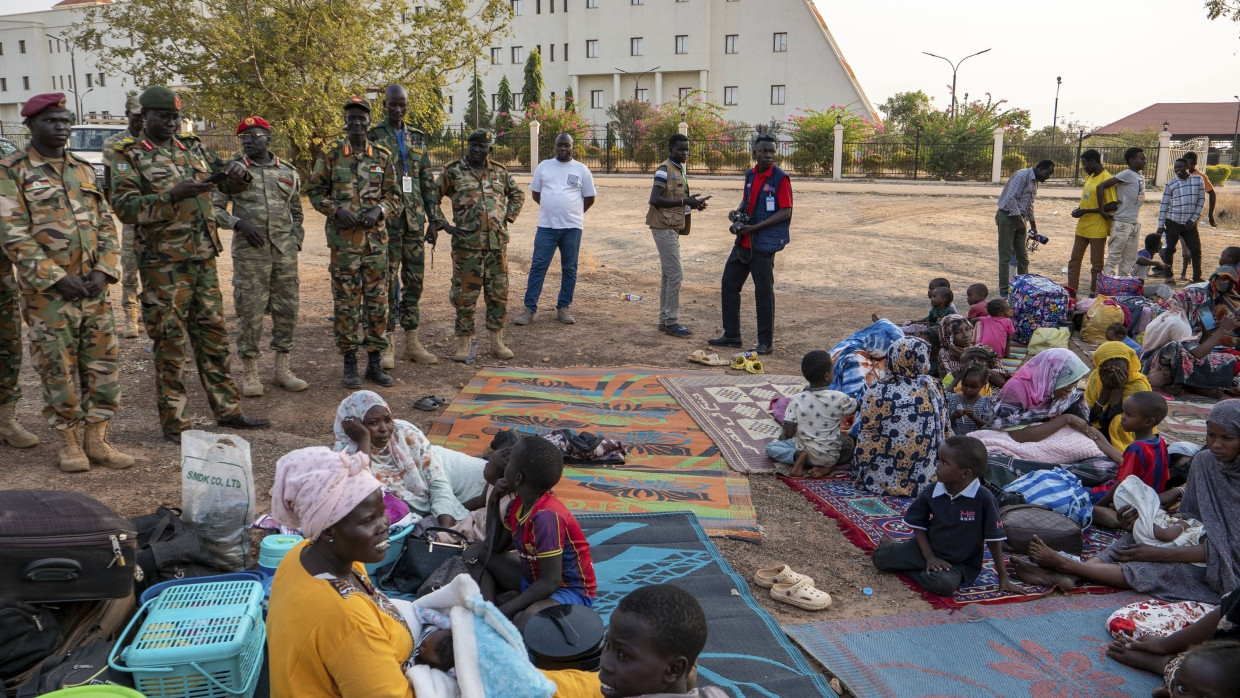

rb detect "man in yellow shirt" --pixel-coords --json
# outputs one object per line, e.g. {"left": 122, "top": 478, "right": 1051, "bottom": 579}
{"left": 1067, "top": 149, "right": 1116, "bottom": 296}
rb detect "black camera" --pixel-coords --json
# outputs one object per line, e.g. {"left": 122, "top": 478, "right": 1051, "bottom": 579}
{"left": 1026, "top": 229, "right": 1049, "bottom": 252}
{"left": 728, "top": 211, "right": 753, "bottom": 235}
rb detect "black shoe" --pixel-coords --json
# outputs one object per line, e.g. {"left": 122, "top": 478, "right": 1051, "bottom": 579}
{"left": 217, "top": 413, "right": 271, "bottom": 429}
{"left": 662, "top": 324, "right": 693, "bottom": 337}
{"left": 365, "top": 350, "right": 395, "bottom": 387}
{"left": 708, "top": 335, "right": 743, "bottom": 347}
{"left": 1191, "top": 278, "right": 1206, "bottom": 284}
{"left": 749, "top": 344, "right": 773, "bottom": 355}
{"left": 343, "top": 351, "right": 362, "bottom": 388}
{"left": 163, "top": 431, "right": 181, "bottom": 444}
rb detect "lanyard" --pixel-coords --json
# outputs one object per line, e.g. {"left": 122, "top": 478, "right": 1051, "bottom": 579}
{"left": 395, "top": 127, "right": 408, "bottom": 175}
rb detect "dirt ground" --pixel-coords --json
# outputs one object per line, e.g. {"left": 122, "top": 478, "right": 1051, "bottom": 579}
{"left": 3, "top": 176, "right": 1237, "bottom": 635}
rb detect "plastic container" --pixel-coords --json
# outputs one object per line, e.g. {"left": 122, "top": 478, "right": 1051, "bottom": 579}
{"left": 110, "top": 581, "right": 265, "bottom": 698}
{"left": 41, "top": 688, "right": 147, "bottom": 698}
{"left": 257, "top": 534, "right": 303, "bottom": 572}
{"left": 363, "top": 524, "right": 414, "bottom": 575}
{"left": 138, "top": 571, "right": 265, "bottom": 606}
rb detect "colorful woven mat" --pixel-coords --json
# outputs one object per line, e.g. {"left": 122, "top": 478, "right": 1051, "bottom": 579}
{"left": 427, "top": 366, "right": 761, "bottom": 541}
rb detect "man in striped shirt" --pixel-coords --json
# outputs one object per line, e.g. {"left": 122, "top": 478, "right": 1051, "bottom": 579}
{"left": 995, "top": 160, "right": 1055, "bottom": 297}
{"left": 1157, "top": 158, "right": 1206, "bottom": 285}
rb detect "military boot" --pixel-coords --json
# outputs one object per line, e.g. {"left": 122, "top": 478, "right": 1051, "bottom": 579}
{"left": 273, "top": 353, "right": 308, "bottom": 392}
{"left": 84, "top": 421, "right": 134, "bottom": 469}
{"left": 0, "top": 402, "right": 39, "bottom": 448}
{"left": 343, "top": 352, "right": 363, "bottom": 389}
{"left": 365, "top": 350, "right": 395, "bottom": 386}
{"left": 489, "top": 329, "right": 514, "bottom": 360}
{"left": 401, "top": 328, "right": 438, "bottom": 365}
{"left": 452, "top": 335, "right": 473, "bottom": 362}
{"left": 240, "top": 357, "right": 264, "bottom": 397}
{"left": 122, "top": 306, "right": 141, "bottom": 339}
{"left": 380, "top": 339, "right": 397, "bottom": 370}
{"left": 58, "top": 425, "right": 90, "bottom": 473}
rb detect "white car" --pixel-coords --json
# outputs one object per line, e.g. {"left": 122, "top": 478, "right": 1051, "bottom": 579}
{"left": 68, "top": 124, "right": 127, "bottom": 189}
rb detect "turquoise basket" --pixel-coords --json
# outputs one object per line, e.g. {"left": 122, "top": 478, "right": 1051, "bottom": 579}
{"left": 109, "top": 581, "right": 265, "bottom": 698}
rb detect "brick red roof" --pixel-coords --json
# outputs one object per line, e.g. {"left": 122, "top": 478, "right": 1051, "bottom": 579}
{"left": 51, "top": 0, "right": 112, "bottom": 7}
{"left": 1096, "top": 102, "right": 1240, "bottom": 138}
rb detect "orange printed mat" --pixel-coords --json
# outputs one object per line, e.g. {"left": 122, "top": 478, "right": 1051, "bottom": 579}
{"left": 427, "top": 366, "right": 761, "bottom": 541}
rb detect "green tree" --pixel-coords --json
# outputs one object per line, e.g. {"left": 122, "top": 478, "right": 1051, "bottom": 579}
{"left": 1206, "top": 0, "right": 1240, "bottom": 27}
{"left": 605, "top": 98, "right": 657, "bottom": 158}
{"left": 72, "top": 0, "right": 509, "bottom": 174}
{"left": 877, "top": 90, "right": 935, "bottom": 132}
{"left": 493, "top": 75, "right": 516, "bottom": 136}
{"left": 522, "top": 48, "right": 544, "bottom": 113}
{"left": 464, "top": 72, "right": 492, "bottom": 130}
{"left": 563, "top": 86, "right": 576, "bottom": 113}
{"left": 917, "top": 96, "right": 1030, "bottom": 180}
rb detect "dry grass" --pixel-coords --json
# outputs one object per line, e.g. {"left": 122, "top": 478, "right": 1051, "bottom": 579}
{"left": 1218, "top": 188, "right": 1239, "bottom": 226}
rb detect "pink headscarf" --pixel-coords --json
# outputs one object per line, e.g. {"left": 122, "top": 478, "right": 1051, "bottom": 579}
{"left": 270, "top": 446, "right": 382, "bottom": 542}
{"left": 996, "top": 348, "right": 1090, "bottom": 410}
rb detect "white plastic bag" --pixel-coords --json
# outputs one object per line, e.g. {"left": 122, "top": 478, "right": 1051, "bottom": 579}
{"left": 181, "top": 430, "right": 255, "bottom": 571}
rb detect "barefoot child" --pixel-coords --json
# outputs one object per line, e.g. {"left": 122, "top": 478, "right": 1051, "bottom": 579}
{"left": 945, "top": 364, "right": 993, "bottom": 435}
{"left": 1091, "top": 391, "right": 1171, "bottom": 528}
{"left": 1106, "top": 322, "right": 1142, "bottom": 355}
{"left": 975, "top": 298, "right": 1016, "bottom": 358}
{"left": 966, "top": 283, "right": 990, "bottom": 319}
{"left": 768, "top": 350, "right": 858, "bottom": 478}
{"left": 872, "top": 435, "right": 1022, "bottom": 597}
{"left": 483, "top": 435, "right": 596, "bottom": 630}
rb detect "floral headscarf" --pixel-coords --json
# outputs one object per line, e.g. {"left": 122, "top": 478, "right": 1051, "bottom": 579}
{"left": 938, "top": 314, "right": 974, "bottom": 378}
{"left": 990, "top": 348, "right": 1089, "bottom": 429}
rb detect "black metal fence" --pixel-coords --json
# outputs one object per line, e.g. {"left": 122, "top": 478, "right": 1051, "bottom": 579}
{"left": 0, "top": 123, "right": 30, "bottom": 150}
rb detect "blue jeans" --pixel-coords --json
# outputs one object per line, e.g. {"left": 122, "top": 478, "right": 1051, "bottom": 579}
{"left": 523, "top": 227, "right": 582, "bottom": 312}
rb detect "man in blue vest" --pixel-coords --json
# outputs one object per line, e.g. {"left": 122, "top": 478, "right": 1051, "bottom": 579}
{"left": 708, "top": 134, "right": 792, "bottom": 355}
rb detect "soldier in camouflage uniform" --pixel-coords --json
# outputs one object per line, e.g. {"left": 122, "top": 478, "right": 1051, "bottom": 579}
{"left": 102, "top": 94, "right": 144, "bottom": 339}
{"left": 0, "top": 93, "right": 132, "bottom": 472}
{"left": 308, "top": 96, "right": 402, "bottom": 388}
{"left": 368, "top": 84, "right": 439, "bottom": 368}
{"left": 431, "top": 129, "right": 524, "bottom": 362}
{"left": 212, "top": 115, "right": 308, "bottom": 397}
{"left": 111, "top": 85, "right": 270, "bottom": 441}
{"left": 0, "top": 253, "right": 39, "bottom": 450}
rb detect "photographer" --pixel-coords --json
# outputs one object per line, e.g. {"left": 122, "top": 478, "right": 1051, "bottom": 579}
{"left": 708, "top": 134, "right": 792, "bottom": 355}
{"left": 995, "top": 159, "right": 1054, "bottom": 297}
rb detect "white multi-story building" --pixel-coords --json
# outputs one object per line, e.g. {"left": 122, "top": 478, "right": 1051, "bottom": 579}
{"left": 452, "top": 0, "right": 877, "bottom": 126}
{"left": 0, "top": 0, "right": 136, "bottom": 125}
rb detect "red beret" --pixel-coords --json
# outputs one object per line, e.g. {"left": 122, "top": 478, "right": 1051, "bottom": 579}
{"left": 21, "top": 93, "right": 68, "bottom": 118}
{"left": 236, "top": 115, "right": 272, "bottom": 135}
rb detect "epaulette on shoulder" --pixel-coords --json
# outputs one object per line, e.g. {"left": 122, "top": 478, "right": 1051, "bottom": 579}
{"left": 65, "top": 150, "right": 93, "bottom": 168}
{"left": 113, "top": 136, "right": 138, "bottom": 153}
{"left": 372, "top": 142, "right": 391, "bottom": 155}
{"left": 490, "top": 160, "right": 510, "bottom": 174}
{"left": 0, "top": 150, "right": 26, "bottom": 168}
{"left": 177, "top": 132, "right": 201, "bottom": 143}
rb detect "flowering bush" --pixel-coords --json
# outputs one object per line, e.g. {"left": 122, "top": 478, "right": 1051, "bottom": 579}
{"left": 520, "top": 101, "right": 593, "bottom": 147}
{"left": 789, "top": 105, "right": 878, "bottom": 176}
{"left": 917, "top": 97, "right": 1029, "bottom": 180}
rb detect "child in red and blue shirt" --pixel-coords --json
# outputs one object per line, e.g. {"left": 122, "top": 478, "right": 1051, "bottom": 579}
{"left": 486, "top": 435, "right": 596, "bottom": 630}
{"left": 1092, "top": 392, "right": 1171, "bottom": 524}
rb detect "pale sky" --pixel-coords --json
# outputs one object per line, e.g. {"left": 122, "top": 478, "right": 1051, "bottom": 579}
{"left": 4, "top": 0, "right": 1238, "bottom": 129}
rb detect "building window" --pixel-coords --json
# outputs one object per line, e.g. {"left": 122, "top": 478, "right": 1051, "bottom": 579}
{"left": 770, "top": 84, "right": 785, "bottom": 105}
{"left": 0, "top": 43, "right": 4, "bottom": 56}
{"left": 512, "top": 45, "right": 524, "bottom": 63}
{"left": 773, "top": 32, "right": 787, "bottom": 52}
{"left": 447, "top": 95, "right": 454, "bottom": 114}
{"left": 675, "top": 35, "right": 687, "bottom": 54}
{"left": 631, "top": 0, "right": 643, "bottom": 4}
{"left": 513, "top": 92, "right": 522, "bottom": 105}
{"left": 724, "top": 34, "right": 738, "bottom": 54}
{"left": 490, "top": 47, "right": 501, "bottom": 63}
{"left": 550, "top": 44, "right": 555, "bottom": 61}
{"left": 48, "top": 39, "right": 53, "bottom": 53}
{"left": 586, "top": 39, "right": 598, "bottom": 58}
{"left": 563, "top": 43, "right": 568, "bottom": 61}
{"left": 678, "top": 86, "right": 692, "bottom": 100}
{"left": 20, "top": 40, "right": 27, "bottom": 54}
{"left": 0, "top": 78, "right": 6, "bottom": 92}
{"left": 492, "top": 93, "right": 500, "bottom": 110}
{"left": 550, "top": 91, "right": 556, "bottom": 105}
{"left": 536, "top": 0, "right": 541, "bottom": 13}
{"left": 724, "top": 86, "right": 737, "bottom": 105}
{"left": 587, "top": 0, "right": 597, "bottom": 7}
{"left": 97, "top": 73, "right": 105, "bottom": 87}
{"left": 22, "top": 76, "right": 30, "bottom": 90}
{"left": 591, "top": 90, "right": 603, "bottom": 108}
{"left": 511, "top": 0, "right": 523, "bottom": 15}
{"left": 86, "top": 74, "right": 93, "bottom": 88}
{"left": 630, "top": 37, "right": 643, "bottom": 56}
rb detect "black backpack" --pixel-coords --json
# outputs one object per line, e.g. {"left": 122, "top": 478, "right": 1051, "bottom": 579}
{"left": 14, "top": 637, "right": 132, "bottom": 697}
{"left": 129, "top": 507, "right": 219, "bottom": 590}
{"left": 0, "top": 599, "right": 61, "bottom": 679}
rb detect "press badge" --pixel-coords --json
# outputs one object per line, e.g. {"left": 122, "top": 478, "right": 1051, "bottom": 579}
{"left": 766, "top": 195, "right": 776, "bottom": 212}
{"left": 402, "top": 176, "right": 413, "bottom": 193}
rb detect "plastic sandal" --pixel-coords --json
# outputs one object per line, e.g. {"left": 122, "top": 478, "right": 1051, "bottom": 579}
{"left": 688, "top": 350, "right": 730, "bottom": 366}
{"left": 744, "top": 359, "right": 764, "bottom": 374}
{"left": 754, "top": 564, "right": 814, "bottom": 589}
{"left": 412, "top": 396, "right": 443, "bottom": 411}
{"left": 770, "top": 578, "right": 832, "bottom": 611}
{"left": 731, "top": 355, "right": 749, "bottom": 370}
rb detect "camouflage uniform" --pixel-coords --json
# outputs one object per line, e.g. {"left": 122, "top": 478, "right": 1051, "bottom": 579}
{"left": 308, "top": 138, "right": 401, "bottom": 354}
{"left": 111, "top": 132, "right": 248, "bottom": 436}
{"left": 431, "top": 159, "right": 524, "bottom": 336}
{"left": 367, "top": 122, "right": 437, "bottom": 332}
{"left": 212, "top": 155, "right": 304, "bottom": 358}
{"left": 0, "top": 255, "right": 23, "bottom": 407}
{"left": 101, "top": 129, "right": 140, "bottom": 311}
{"left": 0, "top": 146, "right": 121, "bottom": 430}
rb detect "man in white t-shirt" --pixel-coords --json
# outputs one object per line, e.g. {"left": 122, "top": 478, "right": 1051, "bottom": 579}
{"left": 1096, "top": 147, "right": 1147, "bottom": 276}
{"left": 514, "top": 133, "right": 597, "bottom": 325}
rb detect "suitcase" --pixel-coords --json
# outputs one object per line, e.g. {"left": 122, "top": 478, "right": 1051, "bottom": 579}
{"left": 1009, "top": 274, "right": 1071, "bottom": 343}
{"left": 0, "top": 490, "right": 137, "bottom": 603}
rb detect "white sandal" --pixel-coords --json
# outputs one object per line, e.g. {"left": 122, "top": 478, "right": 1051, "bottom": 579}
{"left": 754, "top": 564, "right": 814, "bottom": 589}
{"left": 770, "top": 578, "right": 832, "bottom": 611}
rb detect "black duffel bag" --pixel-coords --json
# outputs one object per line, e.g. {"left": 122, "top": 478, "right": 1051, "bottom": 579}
{"left": 129, "top": 507, "right": 219, "bottom": 590}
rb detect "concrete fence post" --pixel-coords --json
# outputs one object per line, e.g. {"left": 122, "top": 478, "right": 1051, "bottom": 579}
{"left": 832, "top": 123, "right": 844, "bottom": 181}
{"left": 529, "top": 120, "right": 540, "bottom": 170}
{"left": 991, "top": 127, "right": 1005, "bottom": 183}
{"left": 678, "top": 121, "right": 688, "bottom": 137}
{"left": 1155, "top": 127, "right": 1172, "bottom": 188}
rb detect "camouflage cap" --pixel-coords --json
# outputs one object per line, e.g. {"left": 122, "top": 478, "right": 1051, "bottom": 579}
{"left": 139, "top": 86, "right": 181, "bottom": 111}
{"left": 344, "top": 96, "right": 371, "bottom": 113}
{"left": 467, "top": 129, "right": 493, "bottom": 145}
{"left": 124, "top": 93, "right": 142, "bottom": 112}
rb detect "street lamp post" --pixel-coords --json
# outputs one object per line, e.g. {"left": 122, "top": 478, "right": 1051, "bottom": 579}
{"left": 614, "top": 65, "right": 661, "bottom": 101}
{"left": 921, "top": 48, "right": 991, "bottom": 118}
{"left": 1051, "top": 76, "right": 1062, "bottom": 145}
{"left": 1232, "top": 95, "right": 1239, "bottom": 167}
{"left": 45, "top": 33, "right": 82, "bottom": 122}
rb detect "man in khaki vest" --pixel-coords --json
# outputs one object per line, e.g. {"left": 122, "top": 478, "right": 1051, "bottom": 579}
{"left": 646, "top": 134, "right": 709, "bottom": 337}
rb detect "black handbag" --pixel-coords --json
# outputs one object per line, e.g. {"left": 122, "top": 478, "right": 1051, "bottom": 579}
{"left": 380, "top": 527, "right": 471, "bottom": 595}
{"left": 129, "top": 507, "right": 219, "bottom": 590}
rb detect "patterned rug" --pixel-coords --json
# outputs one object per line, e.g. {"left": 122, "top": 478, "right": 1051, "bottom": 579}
{"left": 785, "top": 591, "right": 1159, "bottom": 698}
{"left": 580, "top": 512, "right": 835, "bottom": 697}
{"left": 658, "top": 373, "right": 805, "bottom": 474}
{"left": 427, "top": 366, "right": 762, "bottom": 541}
{"left": 780, "top": 476, "right": 1124, "bottom": 609}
